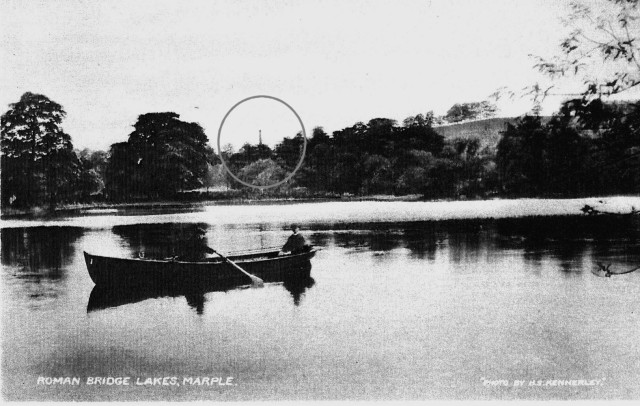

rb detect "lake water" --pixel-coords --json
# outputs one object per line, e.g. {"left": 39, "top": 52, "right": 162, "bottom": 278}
{"left": 2, "top": 205, "right": 640, "bottom": 401}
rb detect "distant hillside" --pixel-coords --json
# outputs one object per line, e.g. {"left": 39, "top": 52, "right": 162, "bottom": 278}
{"left": 434, "top": 117, "right": 517, "bottom": 149}
{"left": 435, "top": 117, "right": 553, "bottom": 149}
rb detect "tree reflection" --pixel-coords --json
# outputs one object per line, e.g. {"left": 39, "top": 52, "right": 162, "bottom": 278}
{"left": 1, "top": 226, "right": 83, "bottom": 307}
{"left": 404, "top": 225, "right": 440, "bottom": 260}
{"left": 111, "top": 223, "right": 211, "bottom": 259}
{"left": 444, "top": 220, "right": 484, "bottom": 264}
{"left": 332, "top": 230, "right": 402, "bottom": 253}
{"left": 494, "top": 216, "right": 640, "bottom": 272}
{"left": 308, "top": 232, "right": 330, "bottom": 248}
{"left": 1, "top": 226, "right": 83, "bottom": 275}
{"left": 320, "top": 216, "right": 640, "bottom": 275}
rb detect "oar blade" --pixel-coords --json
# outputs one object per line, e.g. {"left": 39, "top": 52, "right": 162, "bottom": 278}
{"left": 250, "top": 275, "right": 265, "bottom": 288}
{"left": 212, "top": 248, "right": 265, "bottom": 288}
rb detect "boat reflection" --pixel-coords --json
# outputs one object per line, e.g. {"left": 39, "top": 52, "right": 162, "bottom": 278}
{"left": 283, "top": 274, "right": 316, "bottom": 306}
{"left": 87, "top": 262, "right": 315, "bottom": 313}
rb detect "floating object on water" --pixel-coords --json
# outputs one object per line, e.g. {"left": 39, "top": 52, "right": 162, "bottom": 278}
{"left": 581, "top": 204, "right": 639, "bottom": 216}
{"left": 591, "top": 262, "right": 640, "bottom": 277}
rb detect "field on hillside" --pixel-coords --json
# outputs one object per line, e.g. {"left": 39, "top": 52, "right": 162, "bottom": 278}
{"left": 435, "top": 116, "right": 555, "bottom": 149}
{"left": 434, "top": 117, "right": 517, "bottom": 148}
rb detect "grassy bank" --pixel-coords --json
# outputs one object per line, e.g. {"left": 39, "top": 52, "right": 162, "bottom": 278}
{"left": 0, "top": 194, "right": 427, "bottom": 219}
{"left": 2, "top": 196, "right": 639, "bottom": 229}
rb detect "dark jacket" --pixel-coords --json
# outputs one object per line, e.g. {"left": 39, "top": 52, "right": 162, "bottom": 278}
{"left": 180, "top": 235, "right": 214, "bottom": 261}
{"left": 282, "top": 233, "right": 307, "bottom": 254}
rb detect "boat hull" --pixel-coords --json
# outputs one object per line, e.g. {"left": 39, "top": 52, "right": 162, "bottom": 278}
{"left": 84, "top": 249, "right": 317, "bottom": 287}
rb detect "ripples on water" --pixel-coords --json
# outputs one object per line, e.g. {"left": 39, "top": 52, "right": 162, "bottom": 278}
{"left": 2, "top": 215, "right": 640, "bottom": 401}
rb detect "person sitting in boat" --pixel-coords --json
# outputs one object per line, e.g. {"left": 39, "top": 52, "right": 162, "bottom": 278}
{"left": 279, "top": 224, "right": 310, "bottom": 255}
{"left": 179, "top": 227, "right": 214, "bottom": 261}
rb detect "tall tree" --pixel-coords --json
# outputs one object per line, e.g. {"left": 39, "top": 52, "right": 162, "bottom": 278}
{"left": 496, "top": 116, "right": 547, "bottom": 195}
{"left": 1, "top": 92, "right": 78, "bottom": 209}
{"left": 361, "top": 154, "right": 393, "bottom": 194}
{"left": 76, "top": 149, "right": 107, "bottom": 201}
{"left": 104, "top": 142, "right": 139, "bottom": 201}
{"left": 107, "top": 112, "right": 211, "bottom": 199}
{"left": 399, "top": 114, "right": 445, "bottom": 154}
{"left": 231, "top": 142, "right": 273, "bottom": 168}
{"left": 273, "top": 132, "right": 305, "bottom": 170}
{"left": 297, "top": 127, "right": 333, "bottom": 191}
{"left": 549, "top": 99, "right": 640, "bottom": 194}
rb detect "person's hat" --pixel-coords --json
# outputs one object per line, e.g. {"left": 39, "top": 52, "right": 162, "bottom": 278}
{"left": 290, "top": 224, "right": 299, "bottom": 231}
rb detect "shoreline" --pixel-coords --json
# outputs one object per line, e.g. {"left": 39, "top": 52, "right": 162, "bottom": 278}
{"left": 1, "top": 195, "right": 639, "bottom": 229}
{"left": 0, "top": 194, "right": 426, "bottom": 219}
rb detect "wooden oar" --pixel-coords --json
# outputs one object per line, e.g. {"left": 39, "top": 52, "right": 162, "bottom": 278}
{"left": 211, "top": 248, "right": 264, "bottom": 288}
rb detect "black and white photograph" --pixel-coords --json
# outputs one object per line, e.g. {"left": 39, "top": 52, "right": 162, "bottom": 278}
{"left": 1, "top": 0, "right": 640, "bottom": 402}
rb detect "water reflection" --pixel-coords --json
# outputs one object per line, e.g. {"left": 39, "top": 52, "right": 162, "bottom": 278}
{"left": 333, "top": 231, "right": 403, "bottom": 252}
{"left": 308, "top": 232, "right": 331, "bottom": 248}
{"left": 1, "top": 226, "right": 83, "bottom": 274}
{"left": 3, "top": 216, "right": 639, "bottom": 281}
{"left": 1, "top": 226, "right": 85, "bottom": 308}
{"left": 444, "top": 221, "right": 485, "bottom": 264}
{"left": 87, "top": 262, "right": 315, "bottom": 313}
{"left": 283, "top": 274, "right": 316, "bottom": 306}
{"left": 403, "top": 227, "right": 441, "bottom": 260}
{"left": 111, "top": 223, "right": 212, "bottom": 259}
{"left": 496, "top": 216, "right": 640, "bottom": 268}
{"left": 105, "top": 217, "right": 640, "bottom": 273}
{"left": 309, "top": 217, "right": 640, "bottom": 271}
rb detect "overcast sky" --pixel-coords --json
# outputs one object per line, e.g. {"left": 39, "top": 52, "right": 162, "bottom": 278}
{"left": 0, "top": 0, "right": 625, "bottom": 150}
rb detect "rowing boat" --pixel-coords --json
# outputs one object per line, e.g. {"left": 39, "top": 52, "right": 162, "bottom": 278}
{"left": 84, "top": 248, "right": 317, "bottom": 287}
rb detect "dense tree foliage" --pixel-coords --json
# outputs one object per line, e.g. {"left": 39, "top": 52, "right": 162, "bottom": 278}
{"left": 3, "top": 92, "right": 638, "bottom": 213}
{"left": 104, "top": 112, "right": 212, "bottom": 200}
{"left": 497, "top": 99, "right": 640, "bottom": 196}
{"left": 494, "top": 0, "right": 640, "bottom": 196}
{"left": 217, "top": 115, "right": 496, "bottom": 198}
{"left": 216, "top": 100, "right": 637, "bottom": 200}
{"left": 1, "top": 92, "right": 79, "bottom": 209}
{"left": 76, "top": 149, "right": 107, "bottom": 202}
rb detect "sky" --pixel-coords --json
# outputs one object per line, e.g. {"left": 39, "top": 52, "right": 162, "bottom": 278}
{"left": 0, "top": 0, "right": 632, "bottom": 151}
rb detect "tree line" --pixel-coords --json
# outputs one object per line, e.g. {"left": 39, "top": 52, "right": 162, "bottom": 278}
{"left": 2, "top": 90, "right": 638, "bottom": 212}
{"left": 0, "top": 93, "right": 497, "bottom": 209}
{"left": 216, "top": 99, "right": 640, "bottom": 198}
{"left": 3, "top": 1, "right": 639, "bottom": 211}
{"left": 218, "top": 115, "right": 496, "bottom": 198}
{"left": 0, "top": 94, "right": 217, "bottom": 209}
{"left": 498, "top": 100, "right": 640, "bottom": 196}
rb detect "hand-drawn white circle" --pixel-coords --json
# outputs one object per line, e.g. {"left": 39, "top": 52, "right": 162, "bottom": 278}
{"left": 217, "top": 95, "right": 307, "bottom": 190}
